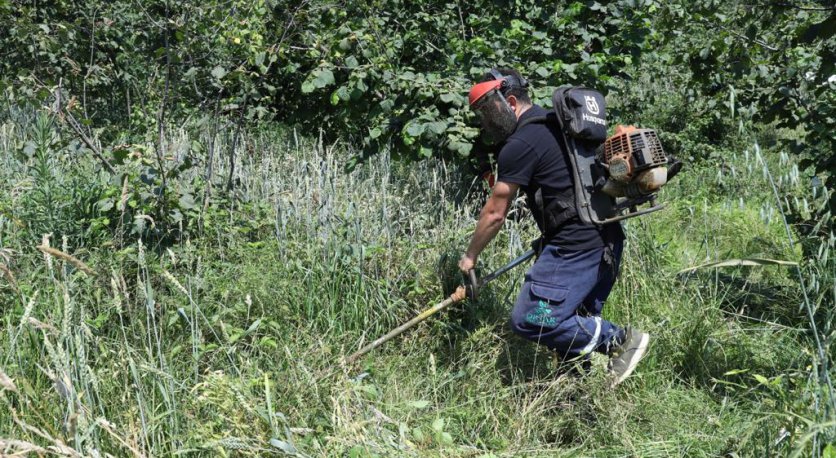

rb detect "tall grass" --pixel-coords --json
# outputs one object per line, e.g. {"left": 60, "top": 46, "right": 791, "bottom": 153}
{"left": 0, "top": 108, "right": 833, "bottom": 456}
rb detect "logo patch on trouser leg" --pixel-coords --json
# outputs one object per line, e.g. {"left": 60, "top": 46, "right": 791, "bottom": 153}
{"left": 525, "top": 300, "right": 558, "bottom": 327}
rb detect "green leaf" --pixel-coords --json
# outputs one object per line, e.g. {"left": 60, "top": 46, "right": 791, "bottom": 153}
{"left": 407, "top": 400, "right": 430, "bottom": 409}
{"left": 314, "top": 69, "right": 335, "bottom": 88}
{"left": 353, "top": 78, "right": 368, "bottom": 93}
{"left": 369, "top": 127, "right": 382, "bottom": 139}
{"left": 439, "top": 92, "right": 458, "bottom": 103}
{"left": 178, "top": 193, "right": 196, "bottom": 210}
{"left": 269, "top": 439, "right": 297, "bottom": 454}
{"left": 379, "top": 99, "right": 395, "bottom": 111}
{"left": 405, "top": 122, "right": 425, "bottom": 137}
{"left": 259, "top": 336, "right": 278, "bottom": 349}
{"left": 348, "top": 445, "right": 367, "bottom": 458}
{"left": 301, "top": 80, "right": 316, "bottom": 94}
{"left": 97, "top": 198, "right": 114, "bottom": 212}
{"left": 448, "top": 141, "right": 472, "bottom": 156}
{"left": 337, "top": 86, "right": 350, "bottom": 102}
{"left": 245, "top": 318, "right": 262, "bottom": 334}
{"left": 304, "top": 69, "right": 336, "bottom": 93}
{"left": 426, "top": 121, "right": 447, "bottom": 135}
{"left": 431, "top": 418, "right": 444, "bottom": 432}
{"left": 752, "top": 374, "right": 769, "bottom": 385}
{"left": 211, "top": 66, "right": 227, "bottom": 80}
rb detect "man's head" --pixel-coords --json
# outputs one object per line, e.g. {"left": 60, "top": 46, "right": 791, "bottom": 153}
{"left": 468, "top": 68, "right": 532, "bottom": 143}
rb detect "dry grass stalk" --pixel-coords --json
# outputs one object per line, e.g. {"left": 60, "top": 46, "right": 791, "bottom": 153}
{"left": 36, "top": 245, "right": 96, "bottom": 276}
{"left": 162, "top": 269, "right": 189, "bottom": 296}
{"left": 41, "top": 233, "right": 53, "bottom": 271}
{"left": 0, "top": 438, "right": 48, "bottom": 456}
{"left": 0, "top": 247, "right": 13, "bottom": 264}
{"left": 0, "top": 370, "right": 17, "bottom": 392}
{"left": 134, "top": 214, "right": 156, "bottom": 229}
{"left": 6, "top": 405, "right": 81, "bottom": 457}
{"left": 0, "top": 263, "right": 19, "bottom": 293}
{"left": 119, "top": 174, "right": 130, "bottom": 212}
{"left": 96, "top": 418, "right": 146, "bottom": 458}
{"left": 26, "top": 317, "right": 58, "bottom": 335}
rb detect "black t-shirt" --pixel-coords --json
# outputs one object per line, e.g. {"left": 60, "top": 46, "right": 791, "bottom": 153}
{"left": 497, "top": 104, "right": 625, "bottom": 250}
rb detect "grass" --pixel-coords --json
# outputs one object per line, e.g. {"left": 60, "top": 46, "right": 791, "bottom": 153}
{"left": 0, "top": 109, "right": 833, "bottom": 457}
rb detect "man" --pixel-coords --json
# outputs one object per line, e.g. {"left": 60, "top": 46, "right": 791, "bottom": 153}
{"left": 458, "top": 68, "right": 649, "bottom": 385}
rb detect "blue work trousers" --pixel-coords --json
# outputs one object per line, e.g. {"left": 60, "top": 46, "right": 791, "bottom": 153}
{"left": 510, "top": 241, "right": 623, "bottom": 358}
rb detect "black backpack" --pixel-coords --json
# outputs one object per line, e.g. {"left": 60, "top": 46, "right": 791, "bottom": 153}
{"left": 517, "top": 86, "right": 674, "bottom": 234}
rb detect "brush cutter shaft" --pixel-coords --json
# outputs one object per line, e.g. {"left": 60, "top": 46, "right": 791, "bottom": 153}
{"left": 345, "top": 286, "right": 467, "bottom": 364}
{"left": 479, "top": 249, "right": 536, "bottom": 286}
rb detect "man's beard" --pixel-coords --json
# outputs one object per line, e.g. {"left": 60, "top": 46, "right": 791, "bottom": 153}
{"left": 480, "top": 102, "right": 517, "bottom": 144}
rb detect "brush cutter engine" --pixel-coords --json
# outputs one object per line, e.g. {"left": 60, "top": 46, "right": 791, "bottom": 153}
{"left": 599, "top": 126, "right": 669, "bottom": 199}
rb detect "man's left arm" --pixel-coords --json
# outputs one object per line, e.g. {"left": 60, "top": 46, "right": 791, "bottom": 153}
{"left": 459, "top": 180, "right": 519, "bottom": 273}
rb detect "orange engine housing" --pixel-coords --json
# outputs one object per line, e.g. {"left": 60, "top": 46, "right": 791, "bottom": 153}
{"left": 602, "top": 126, "right": 667, "bottom": 183}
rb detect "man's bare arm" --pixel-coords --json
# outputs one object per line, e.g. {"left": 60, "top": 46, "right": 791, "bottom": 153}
{"left": 459, "top": 181, "right": 519, "bottom": 272}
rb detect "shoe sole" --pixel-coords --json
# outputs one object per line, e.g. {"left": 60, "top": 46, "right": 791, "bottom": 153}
{"left": 612, "top": 333, "right": 650, "bottom": 386}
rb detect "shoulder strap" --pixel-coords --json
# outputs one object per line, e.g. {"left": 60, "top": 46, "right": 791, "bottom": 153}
{"left": 553, "top": 87, "right": 572, "bottom": 125}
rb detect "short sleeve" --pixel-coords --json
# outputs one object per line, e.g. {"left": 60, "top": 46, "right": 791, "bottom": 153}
{"left": 497, "top": 138, "right": 537, "bottom": 186}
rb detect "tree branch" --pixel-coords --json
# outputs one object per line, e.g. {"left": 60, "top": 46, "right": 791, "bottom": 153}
{"left": 700, "top": 17, "right": 780, "bottom": 51}
{"left": 770, "top": 1, "right": 835, "bottom": 11}
{"left": 54, "top": 90, "right": 117, "bottom": 175}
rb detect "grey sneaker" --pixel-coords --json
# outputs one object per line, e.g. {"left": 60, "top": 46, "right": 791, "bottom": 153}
{"left": 608, "top": 327, "right": 650, "bottom": 386}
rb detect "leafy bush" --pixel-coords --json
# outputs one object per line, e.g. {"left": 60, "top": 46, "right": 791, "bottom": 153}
{"left": 6, "top": 113, "right": 106, "bottom": 246}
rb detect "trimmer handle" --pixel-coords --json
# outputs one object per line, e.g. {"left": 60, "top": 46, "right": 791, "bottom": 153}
{"left": 466, "top": 269, "right": 480, "bottom": 300}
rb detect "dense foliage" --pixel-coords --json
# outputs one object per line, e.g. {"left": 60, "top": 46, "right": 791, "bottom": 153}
{"left": 3, "top": 1, "right": 832, "bottom": 164}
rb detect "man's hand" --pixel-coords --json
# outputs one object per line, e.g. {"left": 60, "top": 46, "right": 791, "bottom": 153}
{"left": 458, "top": 254, "right": 476, "bottom": 274}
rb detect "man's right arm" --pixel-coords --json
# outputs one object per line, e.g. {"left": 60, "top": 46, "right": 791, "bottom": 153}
{"left": 459, "top": 138, "right": 535, "bottom": 273}
{"left": 459, "top": 180, "right": 519, "bottom": 273}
